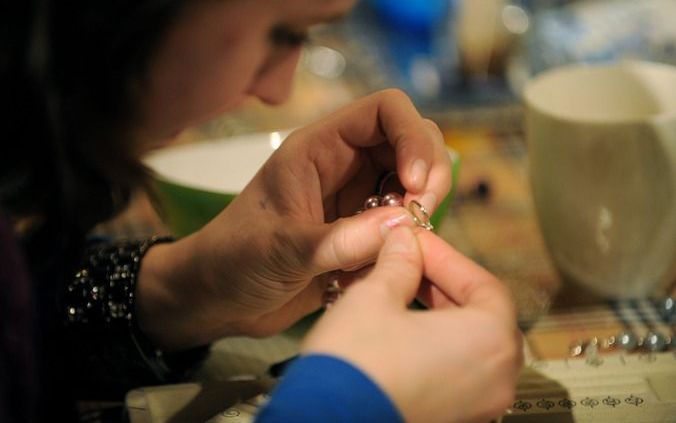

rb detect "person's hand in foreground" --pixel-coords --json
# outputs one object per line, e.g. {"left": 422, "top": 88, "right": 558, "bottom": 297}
{"left": 301, "top": 226, "right": 523, "bottom": 423}
{"left": 138, "top": 89, "right": 452, "bottom": 348}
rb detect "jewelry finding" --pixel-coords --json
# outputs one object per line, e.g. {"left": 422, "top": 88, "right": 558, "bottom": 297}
{"left": 408, "top": 200, "right": 434, "bottom": 231}
{"left": 357, "top": 195, "right": 432, "bottom": 231}
{"left": 326, "top": 181, "right": 434, "bottom": 307}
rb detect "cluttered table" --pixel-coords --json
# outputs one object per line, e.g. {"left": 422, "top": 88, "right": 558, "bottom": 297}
{"left": 98, "top": 101, "right": 676, "bottom": 423}
{"left": 94, "top": 1, "right": 676, "bottom": 420}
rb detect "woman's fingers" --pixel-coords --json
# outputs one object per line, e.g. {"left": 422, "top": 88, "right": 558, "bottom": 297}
{"left": 307, "top": 206, "right": 416, "bottom": 273}
{"left": 306, "top": 204, "right": 511, "bottom": 318}
{"left": 353, "top": 91, "right": 451, "bottom": 211}
{"left": 362, "top": 225, "right": 424, "bottom": 307}
{"left": 416, "top": 279, "right": 460, "bottom": 309}
{"left": 369, "top": 90, "right": 433, "bottom": 193}
{"left": 290, "top": 89, "right": 451, "bottom": 213}
{"left": 416, "top": 230, "right": 516, "bottom": 322}
{"left": 397, "top": 119, "right": 451, "bottom": 212}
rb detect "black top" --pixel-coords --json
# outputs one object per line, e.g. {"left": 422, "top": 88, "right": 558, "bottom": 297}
{"left": 0, "top": 214, "right": 208, "bottom": 422}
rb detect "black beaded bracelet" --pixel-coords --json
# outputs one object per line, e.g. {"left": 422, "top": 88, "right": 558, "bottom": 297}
{"left": 65, "top": 236, "right": 173, "bottom": 325}
{"left": 64, "top": 236, "right": 178, "bottom": 380}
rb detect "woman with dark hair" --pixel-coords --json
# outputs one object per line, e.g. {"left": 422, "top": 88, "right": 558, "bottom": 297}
{"left": 0, "top": 0, "right": 522, "bottom": 422}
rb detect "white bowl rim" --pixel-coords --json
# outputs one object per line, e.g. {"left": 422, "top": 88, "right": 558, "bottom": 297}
{"left": 143, "top": 130, "right": 291, "bottom": 194}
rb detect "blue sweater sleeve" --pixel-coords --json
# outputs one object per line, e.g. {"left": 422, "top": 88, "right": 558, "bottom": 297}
{"left": 255, "top": 354, "right": 403, "bottom": 423}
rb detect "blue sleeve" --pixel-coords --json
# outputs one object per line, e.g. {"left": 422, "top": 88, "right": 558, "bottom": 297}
{"left": 255, "top": 354, "right": 404, "bottom": 423}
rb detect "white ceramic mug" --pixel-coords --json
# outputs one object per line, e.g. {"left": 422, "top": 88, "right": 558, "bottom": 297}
{"left": 524, "top": 61, "right": 676, "bottom": 298}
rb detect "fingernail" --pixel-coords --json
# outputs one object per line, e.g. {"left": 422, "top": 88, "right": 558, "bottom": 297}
{"left": 419, "top": 192, "right": 437, "bottom": 211}
{"left": 380, "top": 211, "right": 414, "bottom": 238}
{"left": 383, "top": 226, "right": 416, "bottom": 254}
{"left": 410, "top": 159, "right": 428, "bottom": 192}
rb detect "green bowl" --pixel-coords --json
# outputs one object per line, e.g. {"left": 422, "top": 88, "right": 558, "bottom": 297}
{"left": 144, "top": 131, "right": 460, "bottom": 238}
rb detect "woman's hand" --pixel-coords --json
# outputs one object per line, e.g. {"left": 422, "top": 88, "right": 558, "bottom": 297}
{"left": 302, "top": 226, "right": 524, "bottom": 423}
{"left": 137, "top": 89, "right": 452, "bottom": 348}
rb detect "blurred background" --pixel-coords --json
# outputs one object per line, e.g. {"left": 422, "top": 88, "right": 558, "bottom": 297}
{"left": 107, "top": 0, "right": 676, "bottom": 315}
{"left": 100, "top": 3, "right": 676, "bottom": 413}
{"left": 178, "top": 0, "right": 676, "bottom": 140}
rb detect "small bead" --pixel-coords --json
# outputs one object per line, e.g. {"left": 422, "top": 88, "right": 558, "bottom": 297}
{"left": 569, "top": 340, "right": 584, "bottom": 357}
{"left": 617, "top": 331, "right": 638, "bottom": 351}
{"left": 659, "top": 297, "right": 674, "bottom": 323}
{"left": 643, "top": 332, "right": 668, "bottom": 352}
{"left": 364, "top": 195, "right": 382, "bottom": 209}
{"left": 381, "top": 192, "right": 403, "bottom": 207}
{"left": 601, "top": 336, "right": 616, "bottom": 350}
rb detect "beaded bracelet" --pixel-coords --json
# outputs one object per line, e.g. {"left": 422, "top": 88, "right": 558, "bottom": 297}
{"left": 65, "top": 236, "right": 173, "bottom": 324}
{"left": 64, "top": 236, "right": 176, "bottom": 379}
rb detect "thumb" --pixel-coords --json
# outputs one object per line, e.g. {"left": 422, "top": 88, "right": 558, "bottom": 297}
{"left": 310, "top": 207, "right": 416, "bottom": 273}
{"left": 363, "top": 225, "right": 423, "bottom": 307}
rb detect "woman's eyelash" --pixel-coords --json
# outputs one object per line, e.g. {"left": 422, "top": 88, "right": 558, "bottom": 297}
{"left": 269, "top": 25, "right": 310, "bottom": 47}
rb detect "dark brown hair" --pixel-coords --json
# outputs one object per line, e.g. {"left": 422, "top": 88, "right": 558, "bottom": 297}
{"left": 0, "top": 0, "right": 187, "bottom": 265}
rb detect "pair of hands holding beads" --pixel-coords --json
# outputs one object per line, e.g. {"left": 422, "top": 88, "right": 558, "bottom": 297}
{"left": 137, "top": 90, "right": 522, "bottom": 422}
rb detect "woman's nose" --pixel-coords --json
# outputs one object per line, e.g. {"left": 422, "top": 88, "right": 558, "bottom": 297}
{"left": 248, "top": 48, "right": 302, "bottom": 105}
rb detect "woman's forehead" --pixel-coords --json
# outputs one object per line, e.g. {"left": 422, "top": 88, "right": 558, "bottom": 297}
{"left": 266, "top": 0, "right": 356, "bottom": 25}
{"left": 178, "top": 0, "right": 355, "bottom": 32}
